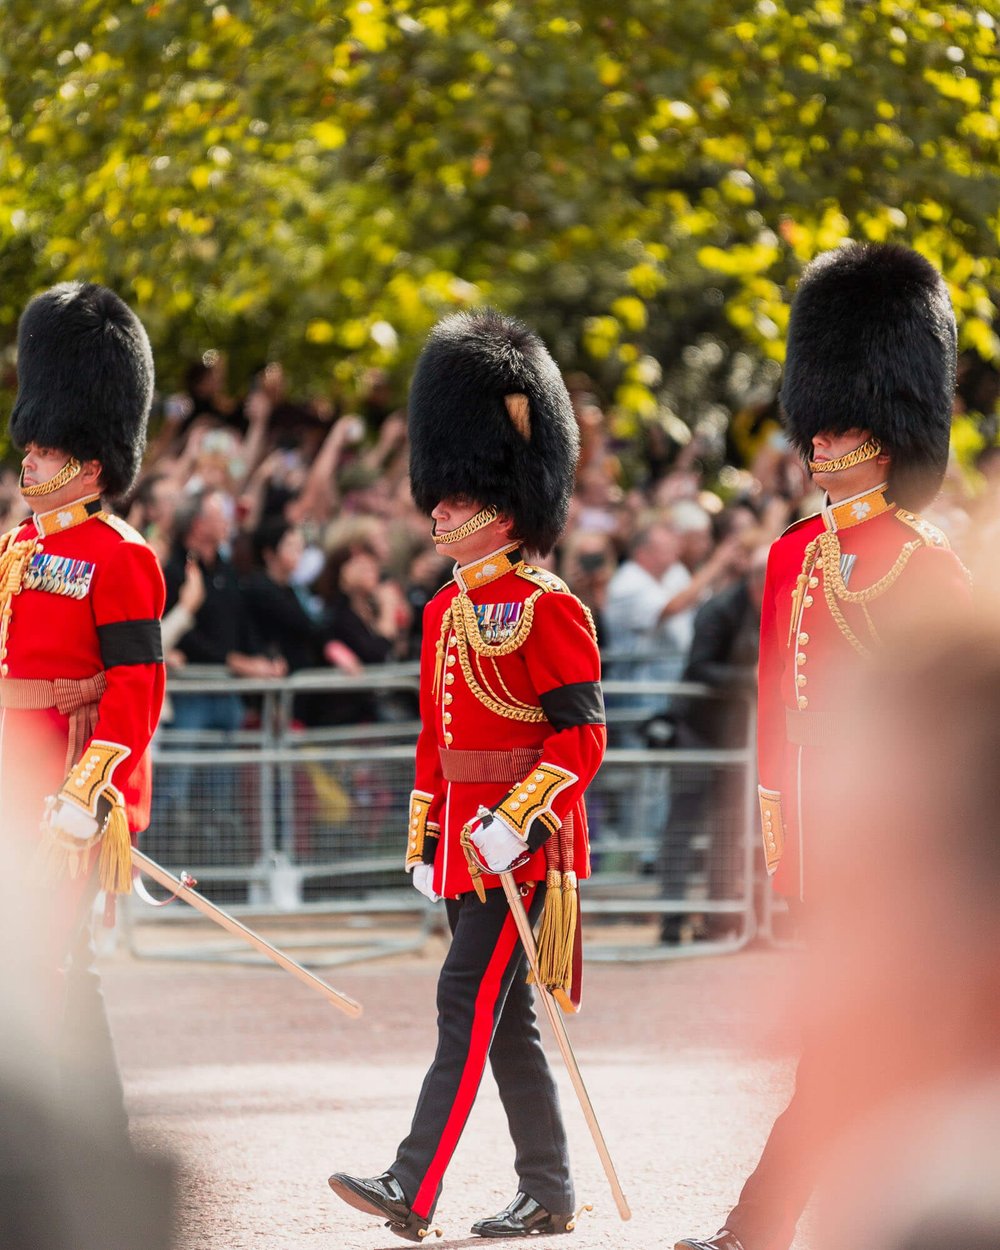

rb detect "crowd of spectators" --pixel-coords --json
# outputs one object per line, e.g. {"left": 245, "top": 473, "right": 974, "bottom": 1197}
{"left": 1, "top": 340, "right": 995, "bottom": 928}
{"left": 0, "top": 344, "right": 996, "bottom": 733}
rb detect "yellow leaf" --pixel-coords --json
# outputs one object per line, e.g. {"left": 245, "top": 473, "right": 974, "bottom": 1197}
{"left": 312, "top": 120, "right": 346, "bottom": 150}
{"left": 306, "top": 319, "right": 336, "bottom": 344}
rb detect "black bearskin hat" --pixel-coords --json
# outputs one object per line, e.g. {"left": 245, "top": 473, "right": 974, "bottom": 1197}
{"left": 10, "top": 282, "right": 154, "bottom": 499}
{"left": 408, "top": 308, "right": 579, "bottom": 555}
{"left": 781, "top": 242, "right": 956, "bottom": 510}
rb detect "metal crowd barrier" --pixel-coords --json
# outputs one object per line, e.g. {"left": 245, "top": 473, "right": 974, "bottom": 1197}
{"left": 124, "top": 664, "right": 770, "bottom": 967}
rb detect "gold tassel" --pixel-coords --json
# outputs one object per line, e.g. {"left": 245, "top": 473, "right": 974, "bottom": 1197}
{"left": 528, "top": 869, "right": 564, "bottom": 989}
{"left": 98, "top": 791, "right": 133, "bottom": 895}
{"left": 555, "top": 872, "right": 578, "bottom": 993}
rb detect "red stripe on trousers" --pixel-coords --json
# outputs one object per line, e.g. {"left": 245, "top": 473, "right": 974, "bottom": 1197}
{"left": 412, "top": 887, "right": 532, "bottom": 1215}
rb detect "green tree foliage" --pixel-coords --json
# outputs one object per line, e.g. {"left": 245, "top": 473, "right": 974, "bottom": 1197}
{"left": 1, "top": 0, "right": 997, "bottom": 431}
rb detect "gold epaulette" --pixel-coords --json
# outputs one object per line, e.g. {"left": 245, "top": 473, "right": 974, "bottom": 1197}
{"left": 779, "top": 512, "right": 820, "bottom": 539}
{"left": 516, "top": 565, "right": 598, "bottom": 644}
{"left": 96, "top": 512, "right": 147, "bottom": 544}
{"left": 516, "top": 564, "right": 570, "bottom": 593}
{"left": 894, "top": 508, "right": 950, "bottom": 549}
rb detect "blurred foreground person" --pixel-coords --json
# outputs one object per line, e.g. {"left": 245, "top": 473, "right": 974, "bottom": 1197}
{"left": 328, "top": 310, "right": 606, "bottom": 1240}
{"left": 676, "top": 243, "right": 971, "bottom": 1250}
{"left": 804, "top": 626, "right": 1000, "bottom": 1250}
{"left": 0, "top": 283, "right": 165, "bottom": 1149}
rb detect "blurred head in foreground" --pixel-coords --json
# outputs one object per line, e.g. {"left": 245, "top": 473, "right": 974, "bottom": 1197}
{"left": 806, "top": 619, "right": 1000, "bottom": 1248}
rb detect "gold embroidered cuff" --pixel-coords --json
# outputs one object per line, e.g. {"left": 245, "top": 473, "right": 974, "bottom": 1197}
{"left": 758, "top": 786, "right": 785, "bottom": 876}
{"left": 405, "top": 789, "right": 439, "bottom": 868}
{"left": 60, "top": 740, "right": 131, "bottom": 818}
{"left": 494, "top": 762, "right": 577, "bottom": 840}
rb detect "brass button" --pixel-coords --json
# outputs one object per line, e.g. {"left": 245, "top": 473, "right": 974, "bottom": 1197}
{"left": 803, "top": 595, "right": 814, "bottom": 607}
{"left": 443, "top": 712, "right": 452, "bottom": 724}
{"left": 444, "top": 731, "right": 453, "bottom": 744}
{"left": 510, "top": 801, "right": 520, "bottom": 812}
{"left": 808, "top": 577, "right": 819, "bottom": 588}
{"left": 796, "top": 653, "right": 807, "bottom": 665}
{"left": 446, "top": 655, "right": 456, "bottom": 666}
{"left": 445, "top": 673, "right": 455, "bottom": 685}
{"left": 797, "top": 695, "right": 808, "bottom": 710}
{"left": 798, "top": 632, "right": 809, "bottom": 645}
{"left": 443, "top": 693, "right": 453, "bottom": 705}
{"left": 796, "top": 674, "right": 807, "bottom": 687}
{"left": 534, "top": 773, "right": 545, "bottom": 782}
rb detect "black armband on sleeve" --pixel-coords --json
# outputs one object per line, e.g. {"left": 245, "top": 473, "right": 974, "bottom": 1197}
{"left": 98, "top": 619, "right": 164, "bottom": 668}
{"left": 539, "top": 681, "right": 606, "bottom": 730}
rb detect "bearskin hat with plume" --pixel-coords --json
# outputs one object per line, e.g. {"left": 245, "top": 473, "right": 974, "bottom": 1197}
{"left": 408, "top": 308, "right": 579, "bottom": 555}
{"left": 10, "top": 282, "right": 154, "bottom": 500}
{"left": 781, "top": 242, "right": 956, "bottom": 510}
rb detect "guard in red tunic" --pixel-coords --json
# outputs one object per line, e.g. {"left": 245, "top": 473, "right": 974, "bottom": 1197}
{"left": 676, "top": 246, "right": 972, "bottom": 1250}
{"left": 2, "top": 282, "right": 165, "bottom": 1144}
{"left": 329, "top": 310, "right": 606, "bottom": 1241}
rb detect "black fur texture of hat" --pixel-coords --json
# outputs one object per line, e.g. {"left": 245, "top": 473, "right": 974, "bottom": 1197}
{"left": 408, "top": 308, "right": 579, "bottom": 555}
{"left": 781, "top": 242, "right": 956, "bottom": 510}
{"left": 10, "top": 282, "right": 154, "bottom": 499}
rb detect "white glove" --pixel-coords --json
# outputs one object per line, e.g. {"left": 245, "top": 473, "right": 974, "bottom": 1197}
{"left": 411, "top": 862, "right": 440, "bottom": 903}
{"left": 469, "top": 809, "right": 528, "bottom": 873}
{"left": 45, "top": 797, "right": 99, "bottom": 842}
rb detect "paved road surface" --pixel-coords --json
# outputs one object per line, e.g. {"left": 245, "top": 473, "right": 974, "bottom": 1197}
{"left": 106, "top": 922, "right": 812, "bottom": 1249}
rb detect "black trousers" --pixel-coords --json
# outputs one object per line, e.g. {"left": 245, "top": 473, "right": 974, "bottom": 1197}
{"left": 725, "top": 1049, "right": 818, "bottom": 1250}
{"left": 390, "top": 884, "right": 573, "bottom": 1221}
{"left": 726, "top": 901, "right": 813, "bottom": 1250}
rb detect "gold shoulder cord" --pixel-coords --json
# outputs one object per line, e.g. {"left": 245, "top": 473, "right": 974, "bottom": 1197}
{"left": 436, "top": 592, "right": 547, "bottom": 722}
{"left": 0, "top": 526, "right": 40, "bottom": 664}
{"left": 816, "top": 529, "right": 920, "bottom": 657}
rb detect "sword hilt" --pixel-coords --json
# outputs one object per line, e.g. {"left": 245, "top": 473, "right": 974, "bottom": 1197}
{"left": 460, "top": 822, "right": 487, "bottom": 902}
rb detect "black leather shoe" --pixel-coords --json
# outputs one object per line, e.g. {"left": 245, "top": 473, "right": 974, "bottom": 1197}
{"left": 328, "top": 1171, "right": 437, "bottom": 1242}
{"left": 471, "top": 1192, "right": 575, "bottom": 1237}
{"left": 674, "top": 1232, "right": 746, "bottom": 1250}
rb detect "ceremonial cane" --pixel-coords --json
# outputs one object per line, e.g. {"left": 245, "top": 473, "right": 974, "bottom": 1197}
{"left": 499, "top": 870, "right": 631, "bottom": 1221}
{"left": 131, "top": 848, "right": 363, "bottom": 1018}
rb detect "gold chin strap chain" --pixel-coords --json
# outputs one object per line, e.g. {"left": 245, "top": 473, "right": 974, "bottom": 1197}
{"left": 20, "top": 457, "right": 82, "bottom": 497}
{"left": 807, "top": 437, "right": 882, "bottom": 475}
{"left": 432, "top": 505, "right": 499, "bottom": 545}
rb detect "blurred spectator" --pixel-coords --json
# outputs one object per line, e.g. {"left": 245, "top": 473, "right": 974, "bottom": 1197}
{"left": 156, "top": 490, "right": 285, "bottom": 849}
{"left": 571, "top": 463, "right": 626, "bottom": 540}
{"left": 126, "top": 472, "right": 178, "bottom": 563}
{"left": 655, "top": 540, "right": 769, "bottom": 944}
{"left": 604, "top": 515, "right": 745, "bottom": 730}
{"left": 604, "top": 520, "right": 689, "bottom": 727}
{"left": 161, "top": 555, "right": 206, "bottom": 668}
{"left": 241, "top": 518, "right": 333, "bottom": 725}
{"left": 403, "top": 544, "right": 452, "bottom": 655}
{"left": 0, "top": 465, "right": 27, "bottom": 533}
{"left": 313, "top": 539, "right": 410, "bottom": 723}
{"left": 558, "top": 528, "right": 617, "bottom": 645}
{"left": 163, "top": 488, "right": 286, "bottom": 710}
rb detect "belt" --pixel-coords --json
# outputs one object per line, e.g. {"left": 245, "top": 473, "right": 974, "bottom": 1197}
{"left": 0, "top": 673, "right": 108, "bottom": 770}
{"left": 439, "top": 746, "right": 542, "bottom": 785}
{"left": 785, "top": 705, "right": 841, "bottom": 750}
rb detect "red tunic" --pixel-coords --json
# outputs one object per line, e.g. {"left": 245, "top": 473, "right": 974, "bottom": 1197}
{"left": 0, "top": 500, "right": 166, "bottom": 852}
{"left": 406, "top": 544, "right": 606, "bottom": 899}
{"left": 757, "top": 486, "right": 971, "bottom": 898}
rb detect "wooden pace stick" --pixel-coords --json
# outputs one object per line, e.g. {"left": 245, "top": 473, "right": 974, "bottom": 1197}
{"left": 499, "top": 870, "right": 631, "bottom": 1221}
{"left": 131, "top": 848, "right": 363, "bottom": 1019}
